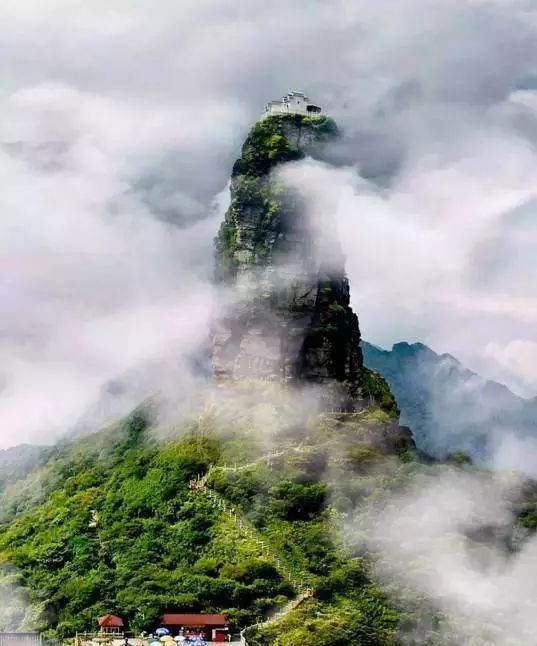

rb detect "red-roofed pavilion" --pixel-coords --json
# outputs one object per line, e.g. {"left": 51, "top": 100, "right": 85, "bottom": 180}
{"left": 97, "top": 614, "right": 124, "bottom": 635}
{"left": 160, "top": 613, "right": 228, "bottom": 641}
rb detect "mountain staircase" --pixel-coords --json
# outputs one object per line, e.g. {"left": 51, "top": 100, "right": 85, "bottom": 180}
{"left": 238, "top": 589, "right": 312, "bottom": 645}
{"left": 189, "top": 466, "right": 313, "bottom": 644}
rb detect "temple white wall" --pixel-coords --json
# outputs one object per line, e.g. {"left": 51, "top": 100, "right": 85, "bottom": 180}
{"left": 262, "top": 92, "right": 322, "bottom": 119}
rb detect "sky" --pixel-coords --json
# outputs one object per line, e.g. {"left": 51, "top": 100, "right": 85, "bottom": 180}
{"left": 1, "top": 0, "right": 537, "bottom": 447}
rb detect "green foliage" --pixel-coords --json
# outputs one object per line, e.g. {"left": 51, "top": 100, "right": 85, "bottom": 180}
{"left": 518, "top": 501, "right": 537, "bottom": 530}
{"left": 0, "top": 425, "right": 293, "bottom": 637}
{"left": 214, "top": 114, "right": 339, "bottom": 282}
{"left": 0, "top": 395, "right": 417, "bottom": 642}
{"left": 215, "top": 217, "right": 239, "bottom": 279}
{"left": 361, "top": 368, "right": 400, "bottom": 418}
{"left": 232, "top": 119, "right": 302, "bottom": 177}
{"left": 0, "top": 396, "right": 475, "bottom": 644}
{"left": 346, "top": 446, "right": 383, "bottom": 472}
{"left": 231, "top": 114, "right": 337, "bottom": 178}
{"left": 247, "top": 589, "right": 398, "bottom": 646}
{"left": 267, "top": 481, "right": 327, "bottom": 521}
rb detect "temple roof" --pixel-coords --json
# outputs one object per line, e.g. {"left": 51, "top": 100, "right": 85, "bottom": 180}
{"left": 98, "top": 614, "right": 124, "bottom": 627}
{"left": 161, "top": 614, "right": 227, "bottom": 627}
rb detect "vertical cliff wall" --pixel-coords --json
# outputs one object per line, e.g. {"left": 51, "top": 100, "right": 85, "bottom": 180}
{"left": 212, "top": 114, "right": 381, "bottom": 411}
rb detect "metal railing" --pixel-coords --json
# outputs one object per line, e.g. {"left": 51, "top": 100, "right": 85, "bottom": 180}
{"left": 0, "top": 634, "right": 42, "bottom": 646}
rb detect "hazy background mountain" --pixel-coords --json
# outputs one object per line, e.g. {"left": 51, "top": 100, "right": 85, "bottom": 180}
{"left": 0, "top": 444, "right": 52, "bottom": 492}
{"left": 363, "top": 340, "right": 537, "bottom": 473}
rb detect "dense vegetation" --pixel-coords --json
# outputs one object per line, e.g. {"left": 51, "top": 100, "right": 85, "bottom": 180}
{"left": 0, "top": 389, "right": 418, "bottom": 644}
{"left": 231, "top": 114, "right": 338, "bottom": 178}
{"left": 0, "top": 411, "right": 294, "bottom": 638}
{"left": 1, "top": 383, "right": 536, "bottom": 645}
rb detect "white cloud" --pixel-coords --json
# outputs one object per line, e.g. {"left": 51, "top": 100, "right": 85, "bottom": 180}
{"left": 2, "top": 0, "right": 537, "bottom": 447}
{"left": 281, "top": 134, "right": 537, "bottom": 394}
{"left": 491, "top": 433, "right": 537, "bottom": 476}
{"left": 0, "top": 80, "right": 223, "bottom": 446}
{"left": 485, "top": 340, "right": 537, "bottom": 394}
{"left": 346, "top": 468, "right": 537, "bottom": 644}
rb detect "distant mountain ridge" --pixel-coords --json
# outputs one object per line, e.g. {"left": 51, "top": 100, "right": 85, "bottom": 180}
{"left": 0, "top": 444, "right": 51, "bottom": 491}
{"left": 362, "top": 341, "right": 537, "bottom": 464}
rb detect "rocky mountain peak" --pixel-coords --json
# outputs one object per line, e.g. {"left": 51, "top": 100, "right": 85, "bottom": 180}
{"left": 211, "top": 113, "right": 393, "bottom": 413}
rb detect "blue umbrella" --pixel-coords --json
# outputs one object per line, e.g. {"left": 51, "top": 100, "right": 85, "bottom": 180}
{"left": 155, "top": 628, "right": 170, "bottom": 637}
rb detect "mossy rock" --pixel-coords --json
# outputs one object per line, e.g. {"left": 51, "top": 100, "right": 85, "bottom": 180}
{"left": 360, "top": 368, "right": 400, "bottom": 418}
{"left": 232, "top": 114, "right": 339, "bottom": 178}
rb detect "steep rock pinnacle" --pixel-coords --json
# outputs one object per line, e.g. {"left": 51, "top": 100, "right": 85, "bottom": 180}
{"left": 212, "top": 113, "right": 394, "bottom": 413}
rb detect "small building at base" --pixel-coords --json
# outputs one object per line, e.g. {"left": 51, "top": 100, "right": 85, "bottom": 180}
{"left": 160, "top": 614, "right": 228, "bottom": 642}
{"left": 97, "top": 615, "right": 124, "bottom": 635}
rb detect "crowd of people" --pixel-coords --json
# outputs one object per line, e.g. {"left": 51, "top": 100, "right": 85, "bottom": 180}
{"left": 139, "top": 627, "right": 212, "bottom": 645}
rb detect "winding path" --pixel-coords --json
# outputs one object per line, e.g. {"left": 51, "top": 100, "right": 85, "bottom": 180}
{"left": 188, "top": 462, "right": 313, "bottom": 645}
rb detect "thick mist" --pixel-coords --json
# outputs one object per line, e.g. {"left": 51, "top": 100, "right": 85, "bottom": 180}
{"left": 343, "top": 467, "right": 537, "bottom": 644}
{"left": 1, "top": 0, "right": 536, "bottom": 451}
{"left": 2, "top": 4, "right": 537, "bottom": 642}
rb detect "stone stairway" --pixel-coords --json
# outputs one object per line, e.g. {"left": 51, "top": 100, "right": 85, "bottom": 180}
{"left": 189, "top": 466, "right": 307, "bottom": 592}
{"left": 238, "top": 589, "right": 312, "bottom": 645}
{"left": 188, "top": 467, "right": 313, "bottom": 645}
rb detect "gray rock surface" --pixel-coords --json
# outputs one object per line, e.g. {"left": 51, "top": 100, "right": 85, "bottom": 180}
{"left": 212, "top": 114, "right": 365, "bottom": 410}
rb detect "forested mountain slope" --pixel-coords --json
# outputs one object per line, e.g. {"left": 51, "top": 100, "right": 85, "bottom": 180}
{"left": 0, "top": 113, "right": 415, "bottom": 645}
{"left": 2, "top": 113, "right": 536, "bottom": 646}
{"left": 0, "top": 401, "right": 416, "bottom": 643}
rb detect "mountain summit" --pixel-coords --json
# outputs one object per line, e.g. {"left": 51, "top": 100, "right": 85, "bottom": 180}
{"left": 212, "top": 112, "right": 386, "bottom": 412}
{"left": 3, "top": 103, "right": 537, "bottom": 646}
{"left": 0, "top": 107, "right": 422, "bottom": 645}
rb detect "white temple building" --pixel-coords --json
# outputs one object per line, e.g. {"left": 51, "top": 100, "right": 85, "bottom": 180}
{"left": 262, "top": 91, "right": 322, "bottom": 119}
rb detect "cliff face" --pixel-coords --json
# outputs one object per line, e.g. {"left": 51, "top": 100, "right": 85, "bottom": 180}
{"left": 212, "top": 114, "right": 386, "bottom": 411}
